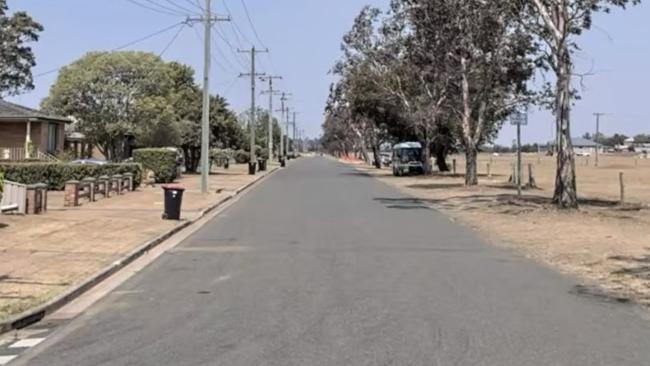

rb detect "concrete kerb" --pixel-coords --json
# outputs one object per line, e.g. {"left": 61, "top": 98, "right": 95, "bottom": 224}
{"left": 0, "top": 166, "right": 281, "bottom": 335}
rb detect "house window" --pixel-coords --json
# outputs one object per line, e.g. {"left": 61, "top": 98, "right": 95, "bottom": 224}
{"left": 47, "top": 123, "right": 59, "bottom": 152}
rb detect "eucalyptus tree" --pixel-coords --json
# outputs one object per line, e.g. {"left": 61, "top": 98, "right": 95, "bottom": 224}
{"left": 0, "top": 0, "right": 42, "bottom": 97}
{"left": 519, "top": 0, "right": 641, "bottom": 208}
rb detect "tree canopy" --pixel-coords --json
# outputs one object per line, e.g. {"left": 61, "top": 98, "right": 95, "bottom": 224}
{"left": 0, "top": 0, "right": 43, "bottom": 97}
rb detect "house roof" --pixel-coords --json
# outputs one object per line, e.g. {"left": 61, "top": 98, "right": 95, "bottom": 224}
{"left": 572, "top": 137, "right": 597, "bottom": 147}
{"left": 0, "top": 100, "right": 71, "bottom": 123}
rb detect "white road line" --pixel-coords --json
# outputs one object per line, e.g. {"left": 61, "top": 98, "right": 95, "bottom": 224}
{"left": 0, "top": 355, "right": 17, "bottom": 365}
{"left": 9, "top": 338, "right": 45, "bottom": 348}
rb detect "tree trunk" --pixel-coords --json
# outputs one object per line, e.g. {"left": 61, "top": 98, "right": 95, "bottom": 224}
{"left": 421, "top": 133, "right": 433, "bottom": 175}
{"left": 433, "top": 144, "right": 450, "bottom": 172}
{"left": 552, "top": 46, "right": 578, "bottom": 208}
{"left": 371, "top": 142, "right": 381, "bottom": 169}
{"left": 465, "top": 144, "right": 478, "bottom": 186}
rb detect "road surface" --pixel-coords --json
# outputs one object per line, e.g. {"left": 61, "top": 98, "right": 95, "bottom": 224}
{"left": 15, "top": 157, "right": 650, "bottom": 365}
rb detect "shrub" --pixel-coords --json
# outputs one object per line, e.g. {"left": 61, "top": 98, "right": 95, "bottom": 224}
{"left": 0, "top": 171, "right": 4, "bottom": 199}
{"left": 133, "top": 148, "right": 178, "bottom": 183}
{"left": 259, "top": 148, "right": 270, "bottom": 161}
{"left": 234, "top": 149, "right": 250, "bottom": 164}
{"left": 0, "top": 163, "right": 142, "bottom": 190}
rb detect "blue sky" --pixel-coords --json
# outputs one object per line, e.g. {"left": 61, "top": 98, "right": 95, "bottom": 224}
{"left": 7, "top": 0, "right": 650, "bottom": 143}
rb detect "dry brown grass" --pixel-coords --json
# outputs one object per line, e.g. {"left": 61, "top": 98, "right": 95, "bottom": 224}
{"left": 351, "top": 153, "right": 650, "bottom": 307}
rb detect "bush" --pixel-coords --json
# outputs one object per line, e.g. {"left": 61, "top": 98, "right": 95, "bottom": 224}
{"left": 234, "top": 149, "right": 250, "bottom": 164}
{"left": 133, "top": 148, "right": 178, "bottom": 183}
{"left": 0, "top": 163, "right": 142, "bottom": 190}
{"left": 259, "top": 148, "right": 270, "bottom": 161}
{"left": 0, "top": 171, "right": 4, "bottom": 199}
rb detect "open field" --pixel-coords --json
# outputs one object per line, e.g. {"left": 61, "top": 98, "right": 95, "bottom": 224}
{"left": 348, "top": 153, "right": 650, "bottom": 307}
{"left": 449, "top": 152, "right": 650, "bottom": 205}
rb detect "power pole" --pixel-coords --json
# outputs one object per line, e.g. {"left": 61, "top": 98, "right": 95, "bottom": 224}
{"left": 239, "top": 46, "right": 268, "bottom": 175}
{"left": 261, "top": 76, "right": 282, "bottom": 159}
{"left": 188, "top": 2, "right": 229, "bottom": 193}
{"left": 277, "top": 92, "right": 291, "bottom": 165}
{"left": 593, "top": 112, "right": 607, "bottom": 167}
{"left": 291, "top": 112, "right": 298, "bottom": 157}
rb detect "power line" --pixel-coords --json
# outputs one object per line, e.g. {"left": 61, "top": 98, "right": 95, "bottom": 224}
{"left": 35, "top": 21, "right": 186, "bottom": 78}
{"left": 222, "top": 0, "right": 253, "bottom": 46}
{"left": 212, "top": 27, "right": 248, "bottom": 68}
{"left": 140, "top": 0, "right": 193, "bottom": 15}
{"left": 191, "top": 25, "right": 235, "bottom": 74}
{"left": 159, "top": 0, "right": 200, "bottom": 15}
{"left": 159, "top": 22, "right": 187, "bottom": 57}
{"left": 238, "top": 0, "right": 267, "bottom": 49}
{"left": 124, "top": 0, "right": 187, "bottom": 17}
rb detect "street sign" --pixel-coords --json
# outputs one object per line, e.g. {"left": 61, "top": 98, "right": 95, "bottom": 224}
{"left": 510, "top": 109, "right": 528, "bottom": 126}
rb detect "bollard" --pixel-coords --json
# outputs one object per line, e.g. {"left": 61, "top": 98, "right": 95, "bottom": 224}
{"left": 487, "top": 163, "right": 491, "bottom": 178}
{"left": 619, "top": 172, "right": 625, "bottom": 205}
{"left": 124, "top": 173, "right": 134, "bottom": 192}
{"left": 452, "top": 159, "right": 457, "bottom": 175}
{"left": 112, "top": 175, "right": 123, "bottom": 195}
{"left": 35, "top": 183, "right": 48, "bottom": 213}
{"left": 64, "top": 180, "right": 80, "bottom": 207}
{"left": 82, "top": 177, "right": 96, "bottom": 202}
{"left": 98, "top": 176, "right": 110, "bottom": 198}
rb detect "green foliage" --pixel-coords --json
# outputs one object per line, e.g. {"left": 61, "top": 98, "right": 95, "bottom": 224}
{"left": 0, "top": 163, "right": 141, "bottom": 190}
{"left": 0, "top": 0, "right": 43, "bottom": 97}
{"left": 132, "top": 148, "right": 178, "bottom": 184}
{"left": 210, "top": 148, "right": 232, "bottom": 161}
{"left": 0, "top": 170, "right": 4, "bottom": 197}
{"left": 41, "top": 51, "right": 183, "bottom": 161}
{"left": 233, "top": 150, "right": 250, "bottom": 164}
{"left": 55, "top": 150, "right": 77, "bottom": 162}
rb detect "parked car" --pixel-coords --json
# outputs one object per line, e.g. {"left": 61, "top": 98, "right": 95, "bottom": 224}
{"left": 575, "top": 151, "right": 591, "bottom": 157}
{"left": 70, "top": 158, "right": 108, "bottom": 165}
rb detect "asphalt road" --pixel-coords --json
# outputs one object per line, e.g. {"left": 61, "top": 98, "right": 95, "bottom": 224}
{"left": 18, "top": 157, "right": 650, "bottom": 365}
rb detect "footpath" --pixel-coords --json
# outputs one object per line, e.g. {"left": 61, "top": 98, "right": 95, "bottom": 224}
{"left": 0, "top": 164, "right": 277, "bottom": 329}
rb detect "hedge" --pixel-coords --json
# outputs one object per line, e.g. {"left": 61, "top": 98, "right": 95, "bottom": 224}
{"left": 0, "top": 163, "right": 142, "bottom": 191}
{"left": 133, "top": 148, "right": 178, "bottom": 184}
{"left": 234, "top": 149, "right": 250, "bottom": 164}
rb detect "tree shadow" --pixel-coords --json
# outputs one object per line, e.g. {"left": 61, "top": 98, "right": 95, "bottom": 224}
{"left": 610, "top": 252, "right": 650, "bottom": 282}
{"left": 407, "top": 183, "right": 465, "bottom": 190}
{"left": 374, "top": 197, "right": 431, "bottom": 210}
{"left": 0, "top": 223, "right": 8, "bottom": 229}
{"left": 339, "top": 171, "right": 372, "bottom": 178}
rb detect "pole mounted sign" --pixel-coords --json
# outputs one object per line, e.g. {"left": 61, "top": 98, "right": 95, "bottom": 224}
{"left": 510, "top": 108, "right": 528, "bottom": 126}
{"left": 510, "top": 106, "right": 528, "bottom": 196}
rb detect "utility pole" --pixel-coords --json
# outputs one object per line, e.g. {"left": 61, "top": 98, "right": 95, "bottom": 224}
{"left": 188, "top": 2, "right": 229, "bottom": 193}
{"left": 593, "top": 112, "right": 607, "bottom": 167}
{"left": 291, "top": 112, "right": 298, "bottom": 157}
{"left": 239, "top": 46, "right": 268, "bottom": 175}
{"left": 277, "top": 92, "right": 291, "bottom": 166}
{"left": 261, "top": 76, "right": 282, "bottom": 160}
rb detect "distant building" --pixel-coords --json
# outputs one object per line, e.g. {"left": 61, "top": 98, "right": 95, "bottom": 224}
{"left": 571, "top": 137, "right": 602, "bottom": 156}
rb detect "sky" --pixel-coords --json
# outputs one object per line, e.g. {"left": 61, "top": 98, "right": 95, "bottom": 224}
{"left": 6, "top": 0, "right": 650, "bottom": 144}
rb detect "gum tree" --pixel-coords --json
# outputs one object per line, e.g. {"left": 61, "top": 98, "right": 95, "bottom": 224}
{"left": 520, "top": 0, "right": 641, "bottom": 208}
{"left": 0, "top": 0, "right": 42, "bottom": 97}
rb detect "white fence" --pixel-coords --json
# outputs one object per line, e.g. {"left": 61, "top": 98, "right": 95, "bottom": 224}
{"left": 0, "top": 180, "right": 27, "bottom": 214}
{"left": 0, "top": 147, "right": 58, "bottom": 162}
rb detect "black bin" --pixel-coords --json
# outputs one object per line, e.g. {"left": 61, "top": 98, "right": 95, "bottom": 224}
{"left": 162, "top": 184, "right": 185, "bottom": 220}
{"left": 280, "top": 158, "right": 286, "bottom": 167}
{"left": 258, "top": 159, "right": 267, "bottom": 171}
{"left": 248, "top": 162, "right": 257, "bottom": 175}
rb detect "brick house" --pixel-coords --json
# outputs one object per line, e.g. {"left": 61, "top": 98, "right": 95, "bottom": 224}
{"left": 0, "top": 100, "right": 71, "bottom": 160}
